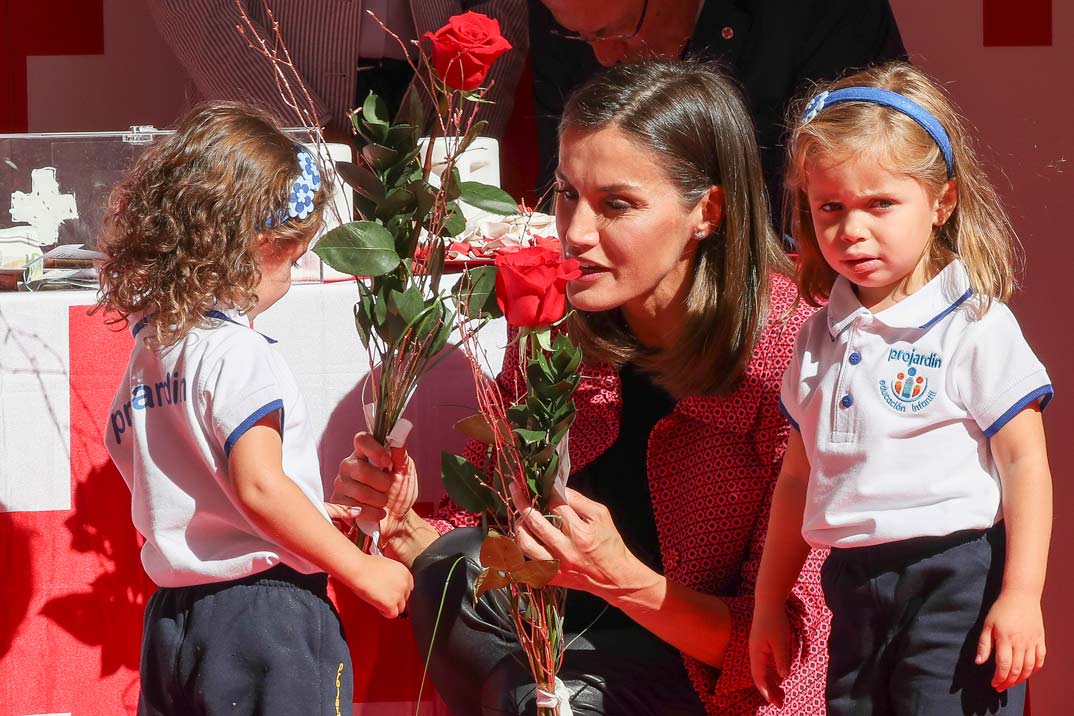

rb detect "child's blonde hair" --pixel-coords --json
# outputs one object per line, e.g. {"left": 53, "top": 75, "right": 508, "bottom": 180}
{"left": 785, "top": 62, "right": 1018, "bottom": 308}
{"left": 95, "top": 102, "right": 330, "bottom": 345}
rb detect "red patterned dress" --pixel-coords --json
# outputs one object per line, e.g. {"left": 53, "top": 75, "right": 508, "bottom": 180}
{"left": 430, "top": 274, "right": 829, "bottom": 715}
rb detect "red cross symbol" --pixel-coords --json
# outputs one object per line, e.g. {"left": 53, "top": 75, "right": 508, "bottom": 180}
{"left": 0, "top": 2, "right": 104, "bottom": 132}
{"left": 984, "top": 0, "right": 1052, "bottom": 46}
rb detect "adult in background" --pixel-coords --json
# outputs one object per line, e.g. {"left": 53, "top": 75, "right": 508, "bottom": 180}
{"left": 333, "top": 60, "right": 827, "bottom": 715}
{"left": 530, "top": 0, "right": 905, "bottom": 205}
{"left": 149, "top": 0, "right": 528, "bottom": 139}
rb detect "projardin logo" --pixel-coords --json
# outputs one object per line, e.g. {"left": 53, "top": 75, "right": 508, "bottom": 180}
{"left": 878, "top": 346, "right": 940, "bottom": 413}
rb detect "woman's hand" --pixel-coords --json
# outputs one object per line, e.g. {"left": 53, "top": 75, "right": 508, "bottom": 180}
{"left": 514, "top": 483, "right": 733, "bottom": 666}
{"left": 513, "top": 485, "right": 659, "bottom": 600}
{"left": 333, "top": 431, "right": 418, "bottom": 541}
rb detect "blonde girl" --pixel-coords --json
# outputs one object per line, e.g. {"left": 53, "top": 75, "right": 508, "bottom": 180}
{"left": 749, "top": 63, "right": 1052, "bottom": 716}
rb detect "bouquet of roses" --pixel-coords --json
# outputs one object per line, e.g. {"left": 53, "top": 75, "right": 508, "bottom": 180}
{"left": 237, "top": 5, "right": 583, "bottom": 711}
{"left": 238, "top": 4, "right": 519, "bottom": 472}
{"left": 310, "top": 11, "right": 517, "bottom": 455}
{"left": 447, "top": 239, "right": 583, "bottom": 716}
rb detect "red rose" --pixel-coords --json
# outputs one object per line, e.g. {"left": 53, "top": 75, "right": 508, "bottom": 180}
{"left": 423, "top": 12, "right": 512, "bottom": 92}
{"left": 494, "top": 243, "right": 581, "bottom": 327}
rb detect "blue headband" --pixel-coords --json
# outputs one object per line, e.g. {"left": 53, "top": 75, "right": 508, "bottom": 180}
{"left": 801, "top": 87, "right": 955, "bottom": 178}
{"left": 265, "top": 146, "right": 323, "bottom": 227}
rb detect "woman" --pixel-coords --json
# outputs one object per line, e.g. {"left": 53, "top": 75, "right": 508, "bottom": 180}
{"left": 334, "top": 60, "right": 827, "bottom": 715}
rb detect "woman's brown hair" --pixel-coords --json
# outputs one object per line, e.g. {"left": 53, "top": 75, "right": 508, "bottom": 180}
{"left": 559, "top": 59, "right": 791, "bottom": 397}
{"left": 94, "top": 102, "right": 330, "bottom": 345}
{"left": 786, "top": 62, "right": 1018, "bottom": 308}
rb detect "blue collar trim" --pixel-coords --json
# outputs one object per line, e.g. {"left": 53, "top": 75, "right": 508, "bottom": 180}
{"left": 206, "top": 310, "right": 277, "bottom": 344}
{"left": 918, "top": 288, "right": 972, "bottom": 330}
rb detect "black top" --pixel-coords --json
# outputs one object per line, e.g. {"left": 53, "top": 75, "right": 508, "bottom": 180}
{"left": 564, "top": 363, "right": 677, "bottom": 632}
{"left": 529, "top": 0, "right": 907, "bottom": 207}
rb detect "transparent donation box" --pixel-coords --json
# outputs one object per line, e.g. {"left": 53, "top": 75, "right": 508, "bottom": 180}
{"left": 0, "top": 127, "right": 352, "bottom": 285}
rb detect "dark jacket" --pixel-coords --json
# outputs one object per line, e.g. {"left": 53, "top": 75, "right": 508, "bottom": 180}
{"left": 530, "top": 0, "right": 906, "bottom": 202}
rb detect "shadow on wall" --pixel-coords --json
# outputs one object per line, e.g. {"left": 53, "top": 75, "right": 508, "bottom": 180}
{"left": 41, "top": 459, "right": 153, "bottom": 681}
{"left": 317, "top": 347, "right": 491, "bottom": 500}
{"left": 0, "top": 501, "right": 34, "bottom": 661}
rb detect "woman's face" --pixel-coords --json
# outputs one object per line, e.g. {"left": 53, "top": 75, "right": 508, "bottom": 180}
{"left": 555, "top": 126, "right": 712, "bottom": 344}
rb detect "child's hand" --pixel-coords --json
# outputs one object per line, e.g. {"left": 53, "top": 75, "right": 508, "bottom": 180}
{"left": 351, "top": 555, "right": 414, "bottom": 619}
{"left": 976, "top": 589, "right": 1046, "bottom": 691}
{"left": 325, "top": 501, "right": 362, "bottom": 524}
{"left": 334, "top": 432, "right": 418, "bottom": 540}
{"left": 749, "top": 605, "right": 792, "bottom": 706}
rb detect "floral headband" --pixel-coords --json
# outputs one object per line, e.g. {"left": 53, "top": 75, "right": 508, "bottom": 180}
{"left": 801, "top": 87, "right": 955, "bottom": 178}
{"left": 264, "top": 146, "right": 323, "bottom": 227}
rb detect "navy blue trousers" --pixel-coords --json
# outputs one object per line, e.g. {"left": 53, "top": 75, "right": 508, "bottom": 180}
{"left": 138, "top": 564, "right": 353, "bottom": 716}
{"left": 823, "top": 523, "right": 1025, "bottom": 716}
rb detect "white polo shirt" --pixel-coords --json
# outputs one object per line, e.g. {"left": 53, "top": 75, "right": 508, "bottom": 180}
{"left": 781, "top": 260, "right": 1052, "bottom": 548}
{"left": 105, "top": 308, "right": 331, "bottom": 587}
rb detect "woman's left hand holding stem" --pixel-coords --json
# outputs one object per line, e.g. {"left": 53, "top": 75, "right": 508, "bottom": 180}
{"left": 513, "top": 484, "right": 733, "bottom": 667}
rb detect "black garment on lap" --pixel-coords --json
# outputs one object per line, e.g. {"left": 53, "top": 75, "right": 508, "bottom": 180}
{"left": 410, "top": 528, "right": 707, "bottom": 716}
{"left": 410, "top": 365, "right": 703, "bottom": 716}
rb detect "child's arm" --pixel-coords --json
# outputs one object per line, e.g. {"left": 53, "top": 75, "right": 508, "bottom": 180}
{"left": 749, "top": 429, "right": 813, "bottom": 705}
{"left": 229, "top": 415, "right": 413, "bottom": 618}
{"left": 978, "top": 405, "right": 1052, "bottom": 690}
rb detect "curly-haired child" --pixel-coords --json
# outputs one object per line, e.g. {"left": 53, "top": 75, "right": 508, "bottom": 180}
{"left": 95, "top": 102, "right": 413, "bottom": 716}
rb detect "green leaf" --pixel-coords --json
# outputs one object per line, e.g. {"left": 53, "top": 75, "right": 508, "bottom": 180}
{"left": 362, "top": 143, "right": 398, "bottom": 173}
{"left": 373, "top": 285, "right": 388, "bottom": 325}
{"left": 514, "top": 428, "right": 547, "bottom": 446}
{"left": 314, "top": 221, "right": 401, "bottom": 276}
{"left": 457, "top": 120, "right": 489, "bottom": 155}
{"left": 353, "top": 193, "right": 377, "bottom": 222}
{"left": 426, "top": 237, "right": 447, "bottom": 288}
{"left": 551, "top": 342, "right": 582, "bottom": 378}
{"left": 460, "top": 181, "right": 520, "bottom": 216}
{"left": 442, "top": 167, "right": 463, "bottom": 202}
{"left": 384, "top": 147, "right": 423, "bottom": 187}
{"left": 452, "top": 265, "right": 501, "bottom": 320}
{"left": 385, "top": 123, "right": 419, "bottom": 152}
{"left": 506, "top": 404, "right": 530, "bottom": 429}
{"left": 408, "top": 300, "right": 450, "bottom": 348}
{"left": 375, "top": 187, "right": 416, "bottom": 222}
{"left": 408, "top": 179, "right": 437, "bottom": 220}
{"left": 362, "top": 92, "right": 390, "bottom": 128}
{"left": 525, "top": 392, "right": 554, "bottom": 419}
{"left": 441, "top": 204, "right": 467, "bottom": 237}
{"left": 440, "top": 452, "right": 496, "bottom": 513}
{"left": 480, "top": 533, "right": 525, "bottom": 572}
{"left": 388, "top": 286, "right": 425, "bottom": 325}
{"left": 474, "top": 568, "right": 511, "bottom": 601}
{"left": 526, "top": 361, "right": 555, "bottom": 392}
{"left": 431, "top": 307, "right": 455, "bottom": 355}
{"left": 335, "top": 160, "right": 386, "bottom": 203}
{"left": 405, "top": 89, "right": 426, "bottom": 132}
{"left": 353, "top": 281, "right": 375, "bottom": 347}
{"left": 534, "top": 378, "right": 577, "bottom": 402}
{"left": 533, "top": 326, "right": 553, "bottom": 352}
{"left": 538, "top": 453, "right": 560, "bottom": 502}
{"left": 511, "top": 559, "right": 559, "bottom": 588}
